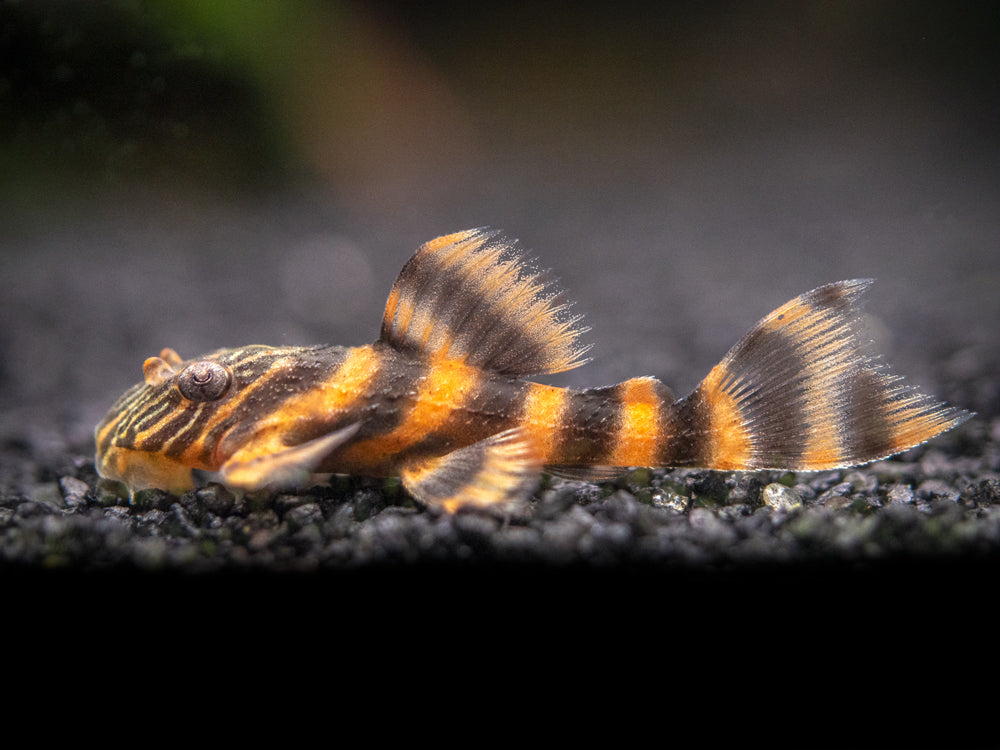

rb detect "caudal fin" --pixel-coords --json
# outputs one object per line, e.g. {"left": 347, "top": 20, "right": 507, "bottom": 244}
{"left": 662, "top": 279, "right": 972, "bottom": 471}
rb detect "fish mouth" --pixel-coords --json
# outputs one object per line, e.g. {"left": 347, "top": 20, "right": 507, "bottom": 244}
{"left": 95, "top": 445, "right": 195, "bottom": 497}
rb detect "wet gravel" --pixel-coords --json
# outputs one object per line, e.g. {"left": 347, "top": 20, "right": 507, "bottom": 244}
{"left": 3, "top": 414, "right": 996, "bottom": 574}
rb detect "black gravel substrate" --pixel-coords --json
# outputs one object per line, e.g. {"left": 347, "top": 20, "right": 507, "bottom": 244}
{"left": 3, "top": 418, "right": 996, "bottom": 574}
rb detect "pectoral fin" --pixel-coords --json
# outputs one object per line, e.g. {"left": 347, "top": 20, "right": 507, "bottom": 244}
{"left": 400, "top": 428, "right": 541, "bottom": 513}
{"left": 220, "top": 422, "right": 361, "bottom": 491}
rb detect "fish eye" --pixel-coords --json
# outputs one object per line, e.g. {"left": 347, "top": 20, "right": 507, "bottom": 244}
{"left": 176, "top": 361, "right": 232, "bottom": 402}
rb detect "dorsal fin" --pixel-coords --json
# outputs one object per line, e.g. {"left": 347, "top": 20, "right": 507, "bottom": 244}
{"left": 379, "top": 229, "right": 591, "bottom": 376}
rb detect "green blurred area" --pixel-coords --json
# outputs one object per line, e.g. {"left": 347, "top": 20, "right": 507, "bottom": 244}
{"left": 0, "top": 0, "right": 329, "bottom": 194}
{"left": 0, "top": 0, "right": 483, "bottom": 210}
{"left": 1, "top": 0, "right": 997, "bottom": 215}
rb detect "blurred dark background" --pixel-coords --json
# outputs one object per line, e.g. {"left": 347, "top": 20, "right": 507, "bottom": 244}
{"left": 2, "top": 0, "right": 998, "bottom": 451}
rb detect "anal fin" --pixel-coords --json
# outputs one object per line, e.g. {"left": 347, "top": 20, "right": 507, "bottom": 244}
{"left": 400, "top": 428, "right": 541, "bottom": 513}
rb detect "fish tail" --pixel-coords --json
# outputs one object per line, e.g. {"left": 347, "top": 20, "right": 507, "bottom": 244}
{"left": 659, "top": 279, "right": 971, "bottom": 470}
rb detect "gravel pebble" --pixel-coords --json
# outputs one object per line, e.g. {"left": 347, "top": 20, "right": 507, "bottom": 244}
{"left": 762, "top": 483, "right": 802, "bottom": 511}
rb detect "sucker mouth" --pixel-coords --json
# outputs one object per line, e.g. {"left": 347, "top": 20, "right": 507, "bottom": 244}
{"left": 95, "top": 445, "right": 195, "bottom": 496}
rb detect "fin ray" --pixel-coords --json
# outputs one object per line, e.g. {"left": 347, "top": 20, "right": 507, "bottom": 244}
{"left": 400, "top": 428, "right": 541, "bottom": 512}
{"left": 668, "top": 279, "right": 972, "bottom": 470}
{"left": 221, "top": 422, "right": 362, "bottom": 491}
{"left": 380, "top": 229, "right": 591, "bottom": 375}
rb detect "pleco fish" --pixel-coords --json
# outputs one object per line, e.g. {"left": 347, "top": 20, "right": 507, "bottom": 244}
{"left": 95, "top": 229, "right": 971, "bottom": 512}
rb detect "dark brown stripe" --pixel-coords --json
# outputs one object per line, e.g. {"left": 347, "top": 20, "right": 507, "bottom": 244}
{"left": 114, "top": 347, "right": 281, "bottom": 449}
{"left": 137, "top": 406, "right": 201, "bottom": 451}
{"left": 383, "top": 237, "right": 512, "bottom": 361}
{"left": 395, "top": 372, "right": 529, "bottom": 464}
{"left": 416, "top": 252, "right": 489, "bottom": 348}
{"left": 659, "top": 322, "right": 815, "bottom": 468}
{"left": 842, "top": 367, "right": 896, "bottom": 461}
{"left": 123, "top": 387, "right": 183, "bottom": 445}
{"left": 380, "top": 232, "right": 586, "bottom": 376}
{"left": 291, "top": 344, "right": 432, "bottom": 448}
{"left": 112, "top": 382, "right": 150, "bottom": 416}
{"left": 810, "top": 280, "right": 850, "bottom": 310}
{"left": 195, "top": 346, "right": 354, "bottom": 465}
{"left": 380, "top": 247, "right": 448, "bottom": 345}
{"left": 661, "top": 390, "right": 712, "bottom": 466}
{"left": 162, "top": 404, "right": 216, "bottom": 459}
{"left": 96, "top": 383, "right": 145, "bottom": 453}
{"left": 722, "top": 326, "right": 811, "bottom": 466}
{"left": 556, "top": 384, "right": 627, "bottom": 465}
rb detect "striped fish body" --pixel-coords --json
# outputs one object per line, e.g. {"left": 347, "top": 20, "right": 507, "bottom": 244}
{"left": 95, "top": 343, "right": 659, "bottom": 491}
{"left": 95, "top": 229, "right": 971, "bottom": 512}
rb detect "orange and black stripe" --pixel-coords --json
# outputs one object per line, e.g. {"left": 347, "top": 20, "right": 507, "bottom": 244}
{"left": 381, "top": 229, "right": 590, "bottom": 376}
{"left": 658, "top": 279, "right": 968, "bottom": 470}
{"left": 95, "top": 229, "right": 971, "bottom": 510}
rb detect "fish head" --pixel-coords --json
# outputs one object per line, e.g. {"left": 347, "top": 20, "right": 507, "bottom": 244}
{"left": 94, "top": 345, "right": 327, "bottom": 496}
